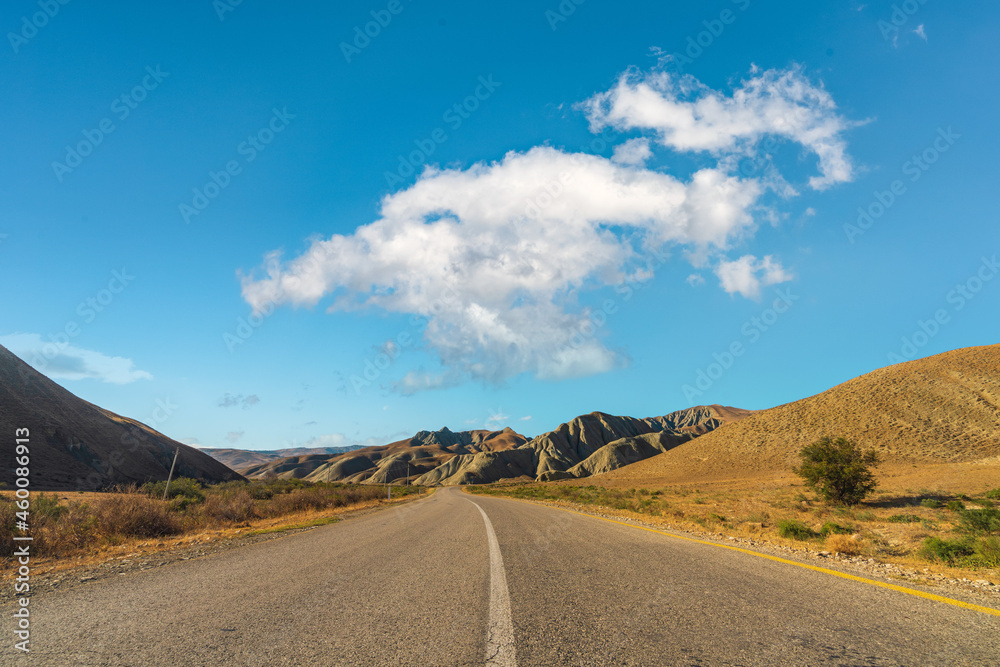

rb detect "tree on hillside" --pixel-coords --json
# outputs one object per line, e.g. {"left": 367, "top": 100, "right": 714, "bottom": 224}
{"left": 794, "top": 436, "right": 880, "bottom": 505}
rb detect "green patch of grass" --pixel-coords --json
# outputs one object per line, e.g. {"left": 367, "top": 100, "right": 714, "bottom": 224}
{"left": 777, "top": 519, "right": 816, "bottom": 540}
{"left": 974, "top": 537, "right": 1000, "bottom": 567}
{"left": 946, "top": 500, "right": 966, "bottom": 512}
{"left": 884, "top": 514, "right": 922, "bottom": 523}
{"left": 919, "top": 498, "right": 943, "bottom": 509}
{"left": 918, "top": 536, "right": 975, "bottom": 564}
{"left": 958, "top": 508, "right": 1000, "bottom": 536}
{"left": 820, "top": 521, "right": 853, "bottom": 536}
{"left": 985, "top": 488, "right": 1000, "bottom": 500}
{"left": 855, "top": 511, "right": 876, "bottom": 522}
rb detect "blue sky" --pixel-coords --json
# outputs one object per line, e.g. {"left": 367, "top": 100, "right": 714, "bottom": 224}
{"left": 2, "top": 0, "right": 998, "bottom": 451}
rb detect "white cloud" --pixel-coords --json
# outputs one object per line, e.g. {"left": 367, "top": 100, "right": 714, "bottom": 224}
{"left": 714, "top": 255, "right": 792, "bottom": 300}
{"left": 218, "top": 393, "right": 260, "bottom": 409}
{"left": 520, "top": 415, "right": 532, "bottom": 421}
{"left": 226, "top": 430, "right": 244, "bottom": 444}
{"left": 241, "top": 65, "right": 854, "bottom": 391}
{"left": 584, "top": 65, "right": 859, "bottom": 190}
{"left": 611, "top": 137, "right": 653, "bottom": 166}
{"left": 485, "top": 409, "right": 509, "bottom": 427}
{"left": 913, "top": 24, "right": 927, "bottom": 40}
{"left": 241, "top": 146, "right": 762, "bottom": 388}
{"left": 686, "top": 273, "right": 705, "bottom": 287}
{"left": 0, "top": 333, "right": 153, "bottom": 384}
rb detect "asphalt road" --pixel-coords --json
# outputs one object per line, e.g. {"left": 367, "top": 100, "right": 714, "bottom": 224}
{"left": 4, "top": 487, "right": 1000, "bottom": 666}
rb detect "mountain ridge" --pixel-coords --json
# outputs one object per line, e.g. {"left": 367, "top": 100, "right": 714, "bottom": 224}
{"left": 0, "top": 344, "right": 242, "bottom": 490}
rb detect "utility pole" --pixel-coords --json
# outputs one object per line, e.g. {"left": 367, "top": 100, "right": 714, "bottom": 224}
{"left": 161, "top": 448, "right": 179, "bottom": 501}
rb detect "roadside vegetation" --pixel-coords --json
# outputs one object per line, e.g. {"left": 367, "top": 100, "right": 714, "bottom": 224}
{"left": 0, "top": 478, "right": 421, "bottom": 561}
{"left": 467, "top": 482, "right": 1000, "bottom": 573}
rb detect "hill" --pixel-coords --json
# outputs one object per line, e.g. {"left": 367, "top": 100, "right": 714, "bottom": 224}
{"left": 607, "top": 344, "right": 1000, "bottom": 485}
{"left": 413, "top": 405, "right": 750, "bottom": 485}
{"left": 0, "top": 344, "right": 242, "bottom": 490}
{"left": 199, "top": 445, "right": 366, "bottom": 471}
{"left": 240, "top": 427, "right": 528, "bottom": 483}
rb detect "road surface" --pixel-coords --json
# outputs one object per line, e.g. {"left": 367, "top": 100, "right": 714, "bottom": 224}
{"left": 4, "top": 486, "right": 1000, "bottom": 665}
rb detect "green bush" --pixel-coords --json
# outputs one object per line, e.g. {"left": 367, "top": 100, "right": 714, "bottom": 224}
{"left": 820, "top": 522, "right": 852, "bottom": 536}
{"left": 778, "top": 519, "right": 816, "bottom": 540}
{"left": 885, "top": 514, "right": 922, "bottom": 523}
{"left": 794, "top": 436, "right": 880, "bottom": 505}
{"left": 974, "top": 537, "right": 1000, "bottom": 567}
{"left": 920, "top": 498, "right": 943, "bottom": 509}
{"left": 958, "top": 508, "right": 1000, "bottom": 535}
{"left": 918, "top": 536, "right": 975, "bottom": 563}
{"left": 985, "top": 488, "right": 1000, "bottom": 500}
{"left": 141, "top": 477, "right": 205, "bottom": 503}
{"left": 946, "top": 500, "right": 966, "bottom": 512}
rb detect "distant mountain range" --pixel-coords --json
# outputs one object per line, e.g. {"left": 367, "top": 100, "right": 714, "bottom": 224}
{"left": 230, "top": 406, "right": 749, "bottom": 486}
{"left": 235, "top": 427, "right": 529, "bottom": 483}
{"left": 0, "top": 344, "right": 241, "bottom": 490}
{"left": 6, "top": 342, "right": 998, "bottom": 492}
{"left": 199, "top": 446, "right": 367, "bottom": 472}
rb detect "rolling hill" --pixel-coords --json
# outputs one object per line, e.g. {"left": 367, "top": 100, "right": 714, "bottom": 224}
{"left": 0, "top": 344, "right": 242, "bottom": 490}
{"left": 606, "top": 344, "right": 1000, "bottom": 485}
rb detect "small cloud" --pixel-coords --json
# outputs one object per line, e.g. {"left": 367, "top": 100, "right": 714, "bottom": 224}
{"left": 715, "top": 255, "right": 792, "bottom": 300}
{"left": 393, "top": 369, "right": 463, "bottom": 396}
{"left": 804, "top": 207, "right": 816, "bottom": 217}
{"left": 485, "top": 408, "right": 509, "bottom": 428}
{"left": 913, "top": 24, "right": 927, "bottom": 40}
{"left": 0, "top": 333, "right": 152, "bottom": 384}
{"left": 382, "top": 405, "right": 389, "bottom": 410}
{"left": 218, "top": 393, "right": 260, "bottom": 409}
{"left": 686, "top": 274, "right": 705, "bottom": 287}
{"left": 225, "top": 430, "right": 244, "bottom": 444}
{"left": 181, "top": 437, "right": 203, "bottom": 448}
{"left": 520, "top": 415, "right": 533, "bottom": 421}
{"left": 611, "top": 137, "right": 653, "bottom": 166}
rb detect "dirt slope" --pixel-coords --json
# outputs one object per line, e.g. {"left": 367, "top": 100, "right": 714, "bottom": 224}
{"left": 610, "top": 344, "right": 1000, "bottom": 485}
{"left": 0, "top": 344, "right": 242, "bottom": 490}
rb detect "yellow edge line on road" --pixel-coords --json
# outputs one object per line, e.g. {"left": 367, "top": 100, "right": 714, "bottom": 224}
{"left": 495, "top": 493, "right": 1000, "bottom": 618}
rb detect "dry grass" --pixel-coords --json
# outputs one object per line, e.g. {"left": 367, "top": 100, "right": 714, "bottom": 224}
{"left": 0, "top": 480, "right": 423, "bottom": 570}
{"left": 470, "top": 472, "right": 1000, "bottom": 582}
